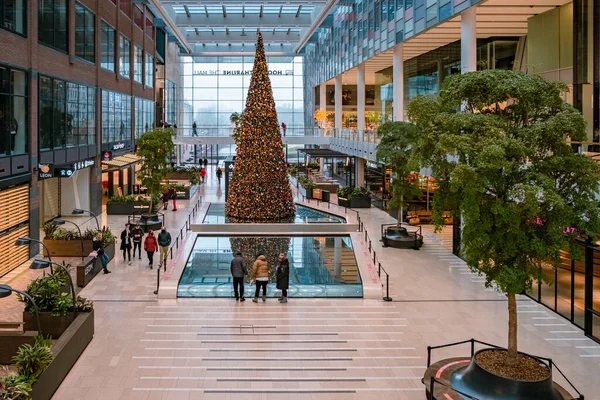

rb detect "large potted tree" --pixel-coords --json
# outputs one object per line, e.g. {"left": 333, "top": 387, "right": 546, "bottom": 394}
{"left": 136, "top": 127, "right": 174, "bottom": 229}
{"left": 409, "top": 70, "right": 600, "bottom": 398}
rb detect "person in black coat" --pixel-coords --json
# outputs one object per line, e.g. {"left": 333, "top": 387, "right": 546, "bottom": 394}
{"left": 276, "top": 253, "right": 290, "bottom": 303}
{"left": 230, "top": 252, "right": 247, "bottom": 301}
{"left": 120, "top": 223, "right": 132, "bottom": 264}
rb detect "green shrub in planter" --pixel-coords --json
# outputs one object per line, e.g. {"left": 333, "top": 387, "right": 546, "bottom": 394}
{"left": 307, "top": 161, "right": 320, "bottom": 170}
{"left": 337, "top": 186, "right": 368, "bottom": 199}
{"left": 0, "top": 372, "right": 33, "bottom": 399}
{"left": 12, "top": 335, "right": 53, "bottom": 382}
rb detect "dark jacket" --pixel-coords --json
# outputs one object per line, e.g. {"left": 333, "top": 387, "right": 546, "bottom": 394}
{"left": 276, "top": 258, "right": 290, "bottom": 289}
{"left": 131, "top": 227, "right": 143, "bottom": 242}
{"left": 93, "top": 240, "right": 104, "bottom": 255}
{"left": 157, "top": 231, "right": 171, "bottom": 247}
{"left": 230, "top": 255, "right": 247, "bottom": 278}
{"left": 216, "top": 169, "right": 222, "bottom": 178}
{"left": 120, "top": 229, "right": 132, "bottom": 250}
{"left": 169, "top": 188, "right": 177, "bottom": 200}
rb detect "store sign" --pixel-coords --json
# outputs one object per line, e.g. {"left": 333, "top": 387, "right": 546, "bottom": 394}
{"left": 102, "top": 151, "right": 113, "bottom": 161}
{"left": 38, "top": 164, "right": 53, "bottom": 180}
{"left": 113, "top": 142, "right": 125, "bottom": 150}
{"left": 193, "top": 69, "right": 290, "bottom": 76}
{"left": 75, "top": 159, "right": 95, "bottom": 170}
{"left": 55, "top": 167, "right": 75, "bottom": 177}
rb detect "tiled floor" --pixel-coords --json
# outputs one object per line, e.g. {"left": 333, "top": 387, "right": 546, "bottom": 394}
{"left": 2, "top": 168, "right": 600, "bottom": 399}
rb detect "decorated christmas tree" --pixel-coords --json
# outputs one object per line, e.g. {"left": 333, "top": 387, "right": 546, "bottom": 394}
{"left": 225, "top": 32, "right": 295, "bottom": 221}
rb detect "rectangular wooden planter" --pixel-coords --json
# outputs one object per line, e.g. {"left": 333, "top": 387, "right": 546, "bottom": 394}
{"left": 23, "top": 312, "right": 75, "bottom": 340}
{"left": 42, "top": 239, "right": 94, "bottom": 258}
{"left": 0, "top": 331, "right": 36, "bottom": 364}
{"left": 30, "top": 311, "right": 94, "bottom": 400}
{"left": 76, "top": 241, "right": 115, "bottom": 288}
{"left": 106, "top": 202, "right": 149, "bottom": 215}
{"left": 166, "top": 171, "right": 192, "bottom": 180}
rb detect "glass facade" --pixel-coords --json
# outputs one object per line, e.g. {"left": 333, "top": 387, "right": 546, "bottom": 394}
{"left": 1, "top": 0, "right": 25, "bottom": 35}
{"left": 0, "top": 65, "right": 27, "bottom": 156}
{"left": 134, "top": 97, "right": 154, "bottom": 138}
{"left": 101, "top": 90, "right": 131, "bottom": 144}
{"left": 134, "top": 45, "right": 143, "bottom": 83}
{"left": 74, "top": 3, "right": 95, "bottom": 63}
{"left": 164, "top": 79, "right": 176, "bottom": 126}
{"left": 119, "top": 35, "right": 131, "bottom": 78}
{"left": 100, "top": 21, "right": 116, "bottom": 72}
{"left": 38, "top": 0, "right": 68, "bottom": 51}
{"left": 180, "top": 56, "right": 304, "bottom": 135}
{"left": 39, "top": 76, "right": 95, "bottom": 150}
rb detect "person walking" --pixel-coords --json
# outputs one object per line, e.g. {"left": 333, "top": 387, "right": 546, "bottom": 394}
{"left": 200, "top": 168, "right": 207, "bottom": 184}
{"left": 131, "top": 224, "right": 144, "bottom": 260}
{"left": 93, "top": 233, "right": 111, "bottom": 274}
{"left": 276, "top": 253, "right": 290, "bottom": 303}
{"left": 157, "top": 226, "right": 172, "bottom": 268}
{"left": 144, "top": 230, "right": 159, "bottom": 269}
{"left": 120, "top": 223, "right": 132, "bottom": 265}
{"left": 192, "top": 121, "right": 197, "bottom": 136}
{"left": 170, "top": 186, "right": 177, "bottom": 211}
{"left": 203, "top": 158, "right": 208, "bottom": 168}
{"left": 216, "top": 167, "right": 223, "bottom": 185}
{"left": 230, "top": 252, "right": 247, "bottom": 301}
{"left": 162, "top": 187, "right": 169, "bottom": 210}
{"left": 281, "top": 122, "right": 287, "bottom": 137}
{"left": 250, "top": 254, "right": 269, "bottom": 303}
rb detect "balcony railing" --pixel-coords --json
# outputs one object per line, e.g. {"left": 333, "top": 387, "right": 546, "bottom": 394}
{"left": 330, "top": 129, "right": 380, "bottom": 144}
{"left": 175, "top": 127, "right": 329, "bottom": 137}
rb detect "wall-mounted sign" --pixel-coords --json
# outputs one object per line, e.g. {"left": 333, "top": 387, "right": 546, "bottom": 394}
{"left": 75, "top": 159, "right": 94, "bottom": 170}
{"left": 193, "top": 69, "right": 290, "bottom": 76}
{"left": 38, "top": 163, "right": 53, "bottom": 180}
{"left": 113, "top": 142, "right": 125, "bottom": 150}
{"left": 102, "top": 151, "right": 113, "bottom": 161}
{"left": 55, "top": 167, "right": 75, "bottom": 178}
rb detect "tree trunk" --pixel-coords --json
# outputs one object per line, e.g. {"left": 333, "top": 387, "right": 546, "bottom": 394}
{"left": 149, "top": 190, "right": 154, "bottom": 214}
{"left": 396, "top": 195, "right": 404, "bottom": 227}
{"left": 507, "top": 292, "right": 518, "bottom": 366}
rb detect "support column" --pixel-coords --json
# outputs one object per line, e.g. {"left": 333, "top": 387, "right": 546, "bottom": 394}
{"left": 320, "top": 83, "right": 327, "bottom": 111}
{"left": 355, "top": 157, "right": 365, "bottom": 188}
{"left": 357, "top": 64, "right": 366, "bottom": 131}
{"left": 334, "top": 76, "right": 343, "bottom": 129}
{"left": 461, "top": 7, "right": 477, "bottom": 74}
{"left": 334, "top": 237, "right": 342, "bottom": 281}
{"left": 393, "top": 44, "right": 404, "bottom": 121}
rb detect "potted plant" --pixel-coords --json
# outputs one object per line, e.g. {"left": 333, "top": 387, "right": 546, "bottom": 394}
{"left": 298, "top": 176, "right": 316, "bottom": 199}
{"left": 42, "top": 225, "right": 115, "bottom": 258}
{"left": 375, "top": 121, "right": 421, "bottom": 229}
{"left": 230, "top": 111, "right": 243, "bottom": 144}
{"left": 19, "top": 271, "right": 95, "bottom": 338}
{"left": 409, "top": 70, "right": 600, "bottom": 398}
{"left": 337, "top": 186, "right": 371, "bottom": 208}
{"left": 106, "top": 195, "right": 150, "bottom": 215}
{"left": 137, "top": 127, "right": 175, "bottom": 228}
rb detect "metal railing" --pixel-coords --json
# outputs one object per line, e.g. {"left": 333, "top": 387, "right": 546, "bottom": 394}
{"left": 331, "top": 128, "right": 381, "bottom": 144}
{"left": 154, "top": 197, "right": 202, "bottom": 295}
{"left": 380, "top": 223, "right": 423, "bottom": 250}
{"left": 176, "top": 127, "right": 329, "bottom": 137}
{"left": 425, "top": 338, "right": 584, "bottom": 400}
{"left": 362, "top": 225, "right": 392, "bottom": 302}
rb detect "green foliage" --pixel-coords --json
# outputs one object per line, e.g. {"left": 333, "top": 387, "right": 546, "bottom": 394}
{"left": 43, "top": 225, "right": 115, "bottom": 248}
{"left": 230, "top": 112, "right": 243, "bottom": 144}
{"left": 161, "top": 183, "right": 187, "bottom": 192}
{"left": 17, "top": 271, "right": 93, "bottom": 315}
{"left": 12, "top": 335, "right": 53, "bottom": 380}
{"left": 0, "top": 372, "right": 32, "bottom": 400}
{"left": 106, "top": 195, "right": 149, "bottom": 204}
{"left": 307, "top": 161, "right": 320, "bottom": 170}
{"left": 189, "top": 174, "right": 200, "bottom": 186}
{"left": 137, "top": 127, "right": 175, "bottom": 212}
{"left": 287, "top": 165, "right": 297, "bottom": 176}
{"left": 376, "top": 121, "right": 422, "bottom": 221}
{"left": 297, "top": 176, "right": 316, "bottom": 190}
{"left": 408, "top": 69, "right": 600, "bottom": 297}
{"left": 337, "top": 186, "right": 369, "bottom": 199}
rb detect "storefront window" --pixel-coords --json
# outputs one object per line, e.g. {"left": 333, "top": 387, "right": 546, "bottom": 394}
{"left": 102, "top": 90, "right": 132, "bottom": 144}
{"left": 1, "top": 0, "right": 25, "bottom": 35}
{"left": 0, "top": 66, "right": 27, "bottom": 156}
{"left": 40, "top": 75, "right": 94, "bottom": 150}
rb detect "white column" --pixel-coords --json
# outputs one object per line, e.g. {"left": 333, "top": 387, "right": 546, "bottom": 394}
{"left": 319, "top": 83, "right": 327, "bottom": 110}
{"left": 357, "top": 64, "right": 366, "bottom": 131}
{"left": 461, "top": 7, "right": 477, "bottom": 74}
{"left": 393, "top": 44, "right": 404, "bottom": 122}
{"left": 334, "top": 76, "right": 343, "bottom": 129}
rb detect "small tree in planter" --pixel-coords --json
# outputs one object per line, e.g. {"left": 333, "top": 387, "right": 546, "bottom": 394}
{"left": 136, "top": 127, "right": 175, "bottom": 213}
{"left": 376, "top": 121, "right": 421, "bottom": 226}
{"left": 337, "top": 187, "right": 371, "bottom": 208}
{"left": 409, "top": 70, "right": 600, "bottom": 395}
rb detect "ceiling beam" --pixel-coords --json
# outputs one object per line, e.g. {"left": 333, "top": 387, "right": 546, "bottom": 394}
{"left": 222, "top": 4, "right": 226, "bottom": 17}
{"left": 183, "top": 4, "right": 190, "bottom": 17}
{"left": 185, "top": 31, "right": 301, "bottom": 43}
{"left": 160, "top": 0, "right": 325, "bottom": 4}
{"left": 176, "top": 14, "right": 312, "bottom": 27}
{"left": 188, "top": 43, "right": 299, "bottom": 56}
{"left": 296, "top": 5, "right": 302, "bottom": 17}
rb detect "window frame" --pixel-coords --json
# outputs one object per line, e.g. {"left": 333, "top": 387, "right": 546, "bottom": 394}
{"left": 74, "top": 2, "right": 95, "bottom": 64}
{"left": 38, "top": 0, "right": 69, "bottom": 53}
{"left": 119, "top": 34, "right": 131, "bottom": 79}
{"left": 100, "top": 19, "right": 116, "bottom": 72}
{"left": 0, "top": 0, "right": 27, "bottom": 37}
{"left": 133, "top": 45, "right": 143, "bottom": 83}
{"left": 145, "top": 52, "right": 154, "bottom": 88}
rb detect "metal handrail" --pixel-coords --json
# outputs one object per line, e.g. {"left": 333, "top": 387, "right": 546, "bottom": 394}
{"left": 425, "top": 338, "right": 584, "bottom": 400}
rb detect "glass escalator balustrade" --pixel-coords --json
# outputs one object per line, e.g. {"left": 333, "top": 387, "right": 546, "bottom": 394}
{"left": 177, "top": 235, "right": 362, "bottom": 298}
{"left": 202, "top": 203, "right": 346, "bottom": 224}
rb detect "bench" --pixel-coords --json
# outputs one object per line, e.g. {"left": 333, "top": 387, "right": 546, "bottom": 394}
{"left": 407, "top": 211, "right": 453, "bottom": 225}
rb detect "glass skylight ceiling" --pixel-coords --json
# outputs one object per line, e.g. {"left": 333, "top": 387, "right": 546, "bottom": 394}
{"left": 171, "top": 4, "right": 316, "bottom": 15}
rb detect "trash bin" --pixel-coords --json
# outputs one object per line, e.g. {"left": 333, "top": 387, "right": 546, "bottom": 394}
{"left": 321, "top": 190, "right": 330, "bottom": 202}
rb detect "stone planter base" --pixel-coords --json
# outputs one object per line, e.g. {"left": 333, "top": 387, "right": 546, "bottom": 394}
{"left": 43, "top": 239, "right": 94, "bottom": 258}
{"left": 30, "top": 311, "right": 94, "bottom": 400}
{"left": 338, "top": 196, "right": 371, "bottom": 208}
{"left": 76, "top": 241, "right": 115, "bottom": 287}
{"left": 106, "top": 202, "right": 149, "bottom": 215}
{"left": 23, "top": 312, "right": 75, "bottom": 340}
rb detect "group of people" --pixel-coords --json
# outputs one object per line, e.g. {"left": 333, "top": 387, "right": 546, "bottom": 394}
{"left": 162, "top": 186, "right": 178, "bottom": 211}
{"left": 197, "top": 167, "right": 223, "bottom": 185}
{"left": 120, "top": 223, "right": 172, "bottom": 269}
{"left": 230, "top": 252, "right": 290, "bottom": 303}
{"left": 92, "top": 223, "right": 173, "bottom": 273}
